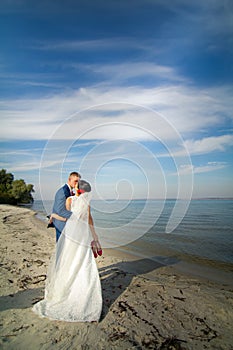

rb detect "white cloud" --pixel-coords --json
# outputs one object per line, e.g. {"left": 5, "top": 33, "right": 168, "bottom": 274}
{"left": 74, "top": 62, "right": 185, "bottom": 83}
{"left": 31, "top": 37, "right": 148, "bottom": 52}
{"left": 160, "top": 0, "right": 233, "bottom": 38}
{"left": 185, "top": 135, "right": 233, "bottom": 155}
{"left": 1, "top": 81, "right": 232, "bottom": 141}
{"left": 177, "top": 161, "right": 227, "bottom": 175}
{"left": 0, "top": 149, "right": 39, "bottom": 157}
{"left": 0, "top": 158, "right": 63, "bottom": 172}
{"left": 194, "top": 162, "right": 228, "bottom": 174}
{"left": 158, "top": 134, "right": 233, "bottom": 158}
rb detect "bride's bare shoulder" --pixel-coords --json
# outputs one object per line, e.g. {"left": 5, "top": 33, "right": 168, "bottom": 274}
{"left": 66, "top": 196, "right": 73, "bottom": 210}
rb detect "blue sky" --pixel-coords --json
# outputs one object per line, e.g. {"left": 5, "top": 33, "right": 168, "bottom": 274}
{"left": 1, "top": 0, "right": 233, "bottom": 201}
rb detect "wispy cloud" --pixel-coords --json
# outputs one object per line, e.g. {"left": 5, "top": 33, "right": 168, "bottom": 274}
{"left": 178, "top": 161, "right": 228, "bottom": 175}
{"left": 0, "top": 154, "right": 61, "bottom": 173}
{"left": 193, "top": 162, "right": 228, "bottom": 174}
{"left": 0, "top": 148, "right": 42, "bottom": 157}
{"left": 30, "top": 37, "right": 149, "bottom": 52}
{"left": 185, "top": 135, "right": 233, "bottom": 155}
{"left": 1, "top": 82, "right": 232, "bottom": 140}
{"left": 74, "top": 62, "right": 185, "bottom": 84}
{"left": 159, "top": 134, "right": 233, "bottom": 158}
{"left": 160, "top": 0, "right": 233, "bottom": 38}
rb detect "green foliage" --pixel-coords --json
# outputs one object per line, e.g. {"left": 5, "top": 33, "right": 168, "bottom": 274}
{"left": 0, "top": 169, "right": 34, "bottom": 205}
{"left": 0, "top": 192, "right": 17, "bottom": 205}
{"left": 0, "top": 169, "right": 14, "bottom": 193}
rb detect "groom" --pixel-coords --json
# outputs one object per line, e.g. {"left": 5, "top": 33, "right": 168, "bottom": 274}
{"left": 52, "top": 171, "right": 81, "bottom": 241}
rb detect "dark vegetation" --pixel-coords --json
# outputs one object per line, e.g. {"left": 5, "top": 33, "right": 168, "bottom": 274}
{"left": 0, "top": 169, "right": 34, "bottom": 205}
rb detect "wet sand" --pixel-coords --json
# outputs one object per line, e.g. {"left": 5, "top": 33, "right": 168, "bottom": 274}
{"left": 0, "top": 204, "right": 233, "bottom": 349}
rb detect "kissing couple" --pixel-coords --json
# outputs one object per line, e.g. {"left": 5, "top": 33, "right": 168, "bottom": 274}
{"left": 33, "top": 172, "right": 103, "bottom": 322}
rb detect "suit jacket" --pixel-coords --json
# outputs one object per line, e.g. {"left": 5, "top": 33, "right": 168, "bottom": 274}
{"left": 52, "top": 184, "right": 72, "bottom": 233}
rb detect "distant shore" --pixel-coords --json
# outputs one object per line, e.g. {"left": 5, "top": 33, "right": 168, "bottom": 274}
{"left": 0, "top": 204, "right": 233, "bottom": 350}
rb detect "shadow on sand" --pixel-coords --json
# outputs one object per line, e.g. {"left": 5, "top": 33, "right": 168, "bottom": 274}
{"left": 0, "top": 255, "right": 178, "bottom": 320}
{"left": 0, "top": 287, "right": 44, "bottom": 312}
{"left": 99, "top": 255, "right": 178, "bottom": 320}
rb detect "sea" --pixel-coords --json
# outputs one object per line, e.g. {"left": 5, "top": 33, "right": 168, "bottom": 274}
{"left": 31, "top": 199, "right": 233, "bottom": 269}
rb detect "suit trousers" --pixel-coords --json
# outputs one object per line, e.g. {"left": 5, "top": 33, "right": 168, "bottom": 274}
{"left": 55, "top": 228, "right": 62, "bottom": 242}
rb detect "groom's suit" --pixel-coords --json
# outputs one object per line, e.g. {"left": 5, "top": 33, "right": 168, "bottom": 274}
{"left": 52, "top": 184, "right": 73, "bottom": 241}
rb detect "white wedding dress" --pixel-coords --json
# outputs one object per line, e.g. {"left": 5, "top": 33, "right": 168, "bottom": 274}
{"left": 32, "top": 193, "right": 102, "bottom": 322}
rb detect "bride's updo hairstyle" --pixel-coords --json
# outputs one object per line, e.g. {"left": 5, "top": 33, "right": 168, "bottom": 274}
{"left": 78, "top": 180, "right": 91, "bottom": 193}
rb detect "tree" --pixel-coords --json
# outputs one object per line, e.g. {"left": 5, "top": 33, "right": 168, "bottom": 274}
{"left": 0, "top": 169, "right": 34, "bottom": 205}
{"left": 0, "top": 169, "right": 14, "bottom": 193}
{"left": 10, "top": 179, "right": 34, "bottom": 203}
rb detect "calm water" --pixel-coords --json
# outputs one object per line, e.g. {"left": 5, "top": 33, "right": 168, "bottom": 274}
{"left": 31, "top": 199, "right": 233, "bottom": 265}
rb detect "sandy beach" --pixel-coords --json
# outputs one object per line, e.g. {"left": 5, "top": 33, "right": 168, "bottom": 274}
{"left": 0, "top": 204, "right": 233, "bottom": 350}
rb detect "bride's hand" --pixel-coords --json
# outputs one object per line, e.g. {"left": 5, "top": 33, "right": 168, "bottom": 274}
{"left": 92, "top": 233, "right": 99, "bottom": 241}
{"left": 91, "top": 238, "right": 102, "bottom": 258}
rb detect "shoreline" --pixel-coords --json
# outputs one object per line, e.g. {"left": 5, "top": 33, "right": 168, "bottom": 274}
{"left": 110, "top": 243, "right": 233, "bottom": 288}
{"left": 106, "top": 246, "right": 233, "bottom": 289}
{"left": 1, "top": 204, "right": 233, "bottom": 349}
{"left": 31, "top": 202, "right": 233, "bottom": 286}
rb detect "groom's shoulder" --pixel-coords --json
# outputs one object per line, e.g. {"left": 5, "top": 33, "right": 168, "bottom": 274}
{"left": 55, "top": 184, "right": 68, "bottom": 196}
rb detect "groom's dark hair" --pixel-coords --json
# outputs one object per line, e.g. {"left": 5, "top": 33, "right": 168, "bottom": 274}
{"left": 69, "top": 171, "right": 81, "bottom": 178}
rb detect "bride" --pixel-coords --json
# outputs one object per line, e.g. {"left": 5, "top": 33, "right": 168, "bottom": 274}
{"left": 32, "top": 180, "right": 102, "bottom": 322}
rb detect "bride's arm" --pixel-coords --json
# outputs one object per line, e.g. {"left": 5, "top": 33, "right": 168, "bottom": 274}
{"left": 88, "top": 205, "right": 98, "bottom": 241}
{"left": 49, "top": 197, "right": 72, "bottom": 223}
{"left": 50, "top": 213, "right": 67, "bottom": 222}
{"left": 66, "top": 197, "right": 72, "bottom": 211}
